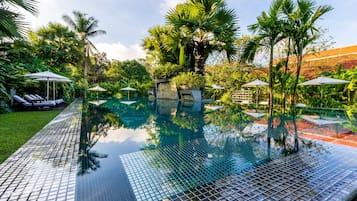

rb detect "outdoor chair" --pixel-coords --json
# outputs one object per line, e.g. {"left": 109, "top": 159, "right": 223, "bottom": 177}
{"left": 34, "top": 94, "right": 64, "bottom": 105}
{"left": 13, "top": 95, "right": 55, "bottom": 109}
{"left": 33, "top": 94, "right": 46, "bottom": 101}
{"left": 24, "top": 94, "right": 42, "bottom": 103}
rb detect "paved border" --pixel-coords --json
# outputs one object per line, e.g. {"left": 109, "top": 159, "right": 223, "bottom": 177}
{"left": 0, "top": 99, "right": 82, "bottom": 201}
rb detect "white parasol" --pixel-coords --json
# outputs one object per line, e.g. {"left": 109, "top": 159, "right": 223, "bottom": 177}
{"left": 35, "top": 77, "right": 71, "bottom": 100}
{"left": 242, "top": 79, "right": 268, "bottom": 108}
{"left": 120, "top": 86, "right": 136, "bottom": 99}
{"left": 25, "top": 71, "right": 70, "bottom": 100}
{"left": 299, "top": 76, "right": 350, "bottom": 107}
{"left": 89, "top": 85, "right": 107, "bottom": 100}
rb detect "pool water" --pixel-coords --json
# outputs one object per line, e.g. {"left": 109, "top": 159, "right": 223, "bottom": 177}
{"left": 75, "top": 98, "right": 357, "bottom": 201}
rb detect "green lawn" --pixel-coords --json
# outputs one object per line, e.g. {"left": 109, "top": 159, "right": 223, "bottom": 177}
{"left": 0, "top": 110, "right": 61, "bottom": 163}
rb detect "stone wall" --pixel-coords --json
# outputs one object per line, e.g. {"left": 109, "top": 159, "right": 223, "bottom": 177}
{"left": 157, "top": 82, "right": 179, "bottom": 100}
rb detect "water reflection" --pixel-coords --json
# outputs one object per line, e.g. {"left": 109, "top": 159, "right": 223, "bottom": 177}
{"left": 79, "top": 99, "right": 322, "bottom": 176}
{"left": 79, "top": 101, "right": 122, "bottom": 175}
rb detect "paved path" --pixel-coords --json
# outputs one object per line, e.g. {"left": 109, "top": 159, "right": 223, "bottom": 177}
{"left": 0, "top": 100, "right": 82, "bottom": 201}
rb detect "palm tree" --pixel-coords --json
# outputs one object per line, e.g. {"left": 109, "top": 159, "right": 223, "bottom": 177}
{"left": 242, "top": 0, "right": 285, "bottom": 118}
{"left": 62, "top": 11, "right": 106, "bottom": 99}
{"left": 288, "top": 0, "right": 332, "bottom": 114}
{"left": 143, "top": 25, "right": 180, "bottom": 66}
{"left": 166, "top": 0, "right": 238, "bottom": 75}
{"left": 0, "top": 0, "right": 37, "bottom": 38}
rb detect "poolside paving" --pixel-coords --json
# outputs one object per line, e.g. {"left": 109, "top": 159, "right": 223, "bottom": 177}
{"left": 0, "top": 100, "right": 82, "bottom": 201}
{"left": 121, "top": 140, "right": 357, "bottom": 201}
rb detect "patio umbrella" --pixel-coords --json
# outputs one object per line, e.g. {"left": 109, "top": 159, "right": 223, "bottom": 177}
{"left": 35, "top": 77, "right": 72, "bottom": 100}
{"left": 298, "top": 76, "right": 350, "bottom": 107}
{"left": 242, "top": 79, "right": 268, "bottom": 108}
{"left": 120, "top": 86, "right": 136, "bottom": 99}
{"left": 89, "top": 85, "right": 107, "bottom": 100}
{"left": 25, "top": 71, "right": 69, "bottom": 100}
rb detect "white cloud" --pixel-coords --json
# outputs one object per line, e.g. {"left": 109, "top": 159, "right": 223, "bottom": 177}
{"left": 99, "top": 127, "right": 149, "bottom": 144}
{"left": 159, "top": 0, "right": 185, "bottom": 14}
{"left": 95, "top": 42, "right": 146, "bottom": 61}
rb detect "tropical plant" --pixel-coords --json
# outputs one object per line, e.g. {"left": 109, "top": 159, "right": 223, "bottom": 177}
{"left": 62, "top": 11, "right": 106, "bottom": 99}
{"left": 166, "top": 0, "right": 239, "bottom": 75}
{"left": 288, "top": 0, "right": 333, "bottom": 114}
{"left": 28, "top": 23, "right": 83, "bottom": 72}
{"left": 0, "top": 0, "right": 37, "bottom": 38}
{"left": 143, "top": 26, "right": 180, "bottom": 66}
{"left": 170, "top": 72, "right": 205, "bottom": 89}
{"left": 241, "top": 0, "right": 285, "bottom": 117}
{"left": 151, "top": 63, "right": 184, "bottom": 80}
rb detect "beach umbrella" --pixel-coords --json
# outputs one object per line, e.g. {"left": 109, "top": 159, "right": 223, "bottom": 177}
{"left": 25, "top": 71, "right": 69, "bottom": 100}
{"left": 89, "top": 85, "right": 107, "bottom": 100}
{"left": 89, "top": 100, "right": 107, "bottom": 106}
{"left": 242, "top": 79, "right": 268, "bottom": 108}
{"left": 35, "top": 77, "right": 72, "bottom": 100}
{"left": 212, "top": 84, "right": 224, "bottom": 90}
{"left": 298, "top": 76, "right": 350, "bottom": 107}
{"left": 120, "top": 86, "right": 136, "bottom": 99}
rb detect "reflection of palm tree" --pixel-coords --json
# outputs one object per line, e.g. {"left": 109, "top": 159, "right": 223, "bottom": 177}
{"left": 78, "top": 102, "right": 121, "bottom": 175}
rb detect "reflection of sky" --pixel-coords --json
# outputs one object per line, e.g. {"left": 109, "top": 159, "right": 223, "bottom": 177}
{"left": 98, "top": 127, "right": 149, "bottom": 144}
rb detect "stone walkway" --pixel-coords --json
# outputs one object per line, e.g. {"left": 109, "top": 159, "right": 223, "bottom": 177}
{"left": 0, "top": 100, "right": 82, "bottom": 201}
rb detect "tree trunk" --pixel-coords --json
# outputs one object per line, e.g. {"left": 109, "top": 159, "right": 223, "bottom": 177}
{"left": 83, "top": 46, "right": 89, "bottom": 100}
{"left": 291, "top": 45, "right": 303, "bottom": 116}
{"left": 194, "top": 42, "right": 206, "bottom": 76}
{"left": 282, "top": 39, "right": 291, "bottom": 115}
{"left": 268, "top": 41, "right": 274, "bottom": 119}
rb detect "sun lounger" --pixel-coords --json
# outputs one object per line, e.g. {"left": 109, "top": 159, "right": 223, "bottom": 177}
{"left": 13, "top": 95, "right": 55, "bottom": 108}
{"left": 33, "top": 94, "right": 64, "bottom": 105}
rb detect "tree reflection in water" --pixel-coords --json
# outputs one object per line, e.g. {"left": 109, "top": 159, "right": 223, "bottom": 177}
{"left": 78, "top": 101, "right": 122, "bottom": 175}
{"left": 142, "top": 101, "right": 321, "bottom": 192}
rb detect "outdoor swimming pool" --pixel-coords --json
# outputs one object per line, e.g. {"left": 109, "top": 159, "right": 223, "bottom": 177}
{"left": 76, "top": 98, "right": 357, "bottom": 201}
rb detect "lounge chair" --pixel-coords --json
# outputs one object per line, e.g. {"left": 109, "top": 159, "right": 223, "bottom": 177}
{"left": 24, "top": 94, "right": 41, "bottom": 103}
{"left": 13, "top": 95, "right": 55, "bottom": 109}
{"left": 33, "top": 94, "right": 64, "bottom": 105}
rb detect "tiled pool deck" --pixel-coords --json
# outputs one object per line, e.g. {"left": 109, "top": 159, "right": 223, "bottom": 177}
{"left": 1, "top": 100, "right": 357, "bottom": 201}
{"left": 0, "top": 100, "right": 82, "bottom": 201}
{"left": 121, "top": 141, "right": 357, "bottom": 201}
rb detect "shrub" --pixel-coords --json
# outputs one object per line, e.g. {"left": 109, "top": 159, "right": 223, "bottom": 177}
{"left": 152, "top": 64, "right": 184, "bottom": 79}
{"left": 170, "top": 72, "right": 205, "bottom": 89}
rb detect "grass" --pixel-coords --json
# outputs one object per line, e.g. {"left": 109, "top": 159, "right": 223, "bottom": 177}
{"left": 0, "top": 110, "right": 61, "bottom": 163}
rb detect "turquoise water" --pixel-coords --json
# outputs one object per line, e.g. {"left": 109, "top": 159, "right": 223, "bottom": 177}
{"left": 76, "top": 98, "right": 356, "bottom": 201}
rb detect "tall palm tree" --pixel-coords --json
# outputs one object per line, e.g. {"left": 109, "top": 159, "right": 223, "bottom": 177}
{"left": 242, "top": 0, "right": 285, "bottom": 118}
{"left": 0, "top": 0, "right": 37, "bottom": 38}
{"left": 62, "top": 11, "right": 106, "bottom": 99}
{"left": 288, "top": 0, "right": 332, "bottom": 114}
{"left": 166, "top": 0, "right": 238, "bottom": 75}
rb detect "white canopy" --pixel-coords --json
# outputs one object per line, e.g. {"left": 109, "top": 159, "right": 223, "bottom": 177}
{"left": 242, "top": 79, "right": 268, "bottom": 87}
{"left": 89, "top": 85, "right": 107, "bottom": 92}
{"left": 242, "top": 79, "right": 268, "bottom": 108}
{"left": 299, "top": 76, "right": 350, "bottom": 107}
{"left": 120, "top": 86, "right": 136, "bottom": 99}
{"left": 25, "top": 71, "right": 68, "bottom": 80}
{"left": 35, "top": 77, "right": 72, "bottom": 100}
{"left": 120, "top": 86, "right": 136, "bottom": 91}
{"left": 89, "top": 85, "right": 107, "bottom": 100}
{"left": 212, "top": 84, "right": 224, "bottom": 90}
{"left": 24, "top": 71, "right": 70, "bottom": 100}
{"left": 299, "top": 76, "right": 350, "bottom": 86}
{"left": 243, "top": 111, "right": 266, "bottom": 119}
{"left": 89, "top": 100, "right": 107, "bottom": 106}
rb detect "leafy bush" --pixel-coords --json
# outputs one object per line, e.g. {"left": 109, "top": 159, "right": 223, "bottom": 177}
{"left": 151, "top": 63, "right": 184, "bottom": 79}
{"left": 170, "top": 72, "right": 205, "bottom": 89}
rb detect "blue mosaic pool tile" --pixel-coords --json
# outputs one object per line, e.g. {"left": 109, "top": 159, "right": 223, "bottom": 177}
{"left": 121, "top": 140, "right": 357, "bottom": 201}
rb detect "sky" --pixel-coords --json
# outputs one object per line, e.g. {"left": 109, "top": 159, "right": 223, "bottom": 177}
{"left": 23, "top": 0, "right": 357, "bottom": 61}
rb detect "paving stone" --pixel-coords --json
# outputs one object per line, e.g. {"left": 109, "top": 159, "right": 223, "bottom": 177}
{"left": 0, "top": 100, "right": 81, "bottom": 201}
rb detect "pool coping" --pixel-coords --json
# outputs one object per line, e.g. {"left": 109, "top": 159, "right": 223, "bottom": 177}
{"left": 0, "top": 99, "right": 82, "bottom": 201}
